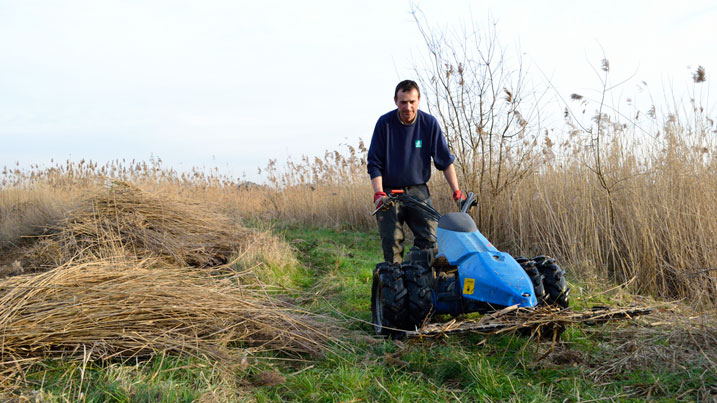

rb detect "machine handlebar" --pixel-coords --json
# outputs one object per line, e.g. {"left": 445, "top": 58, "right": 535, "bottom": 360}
{"left": 371, "top": 190, "right": 478, "bottom": 218}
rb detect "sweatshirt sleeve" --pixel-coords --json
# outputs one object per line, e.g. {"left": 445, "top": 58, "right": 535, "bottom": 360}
{"left": 431, "top": 119, "right": 455, "bottom": 171}
{"left": 367, "top": 118, "right": 385, "bottom": 179}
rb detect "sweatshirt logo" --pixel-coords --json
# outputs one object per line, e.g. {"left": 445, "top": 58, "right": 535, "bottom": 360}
{"left": 415, "top": 140, "right": 422, "bottom": 148}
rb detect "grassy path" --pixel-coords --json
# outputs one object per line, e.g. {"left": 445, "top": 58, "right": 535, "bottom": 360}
{"left": 256, "top": 226, "right": 715, "bottom": 402}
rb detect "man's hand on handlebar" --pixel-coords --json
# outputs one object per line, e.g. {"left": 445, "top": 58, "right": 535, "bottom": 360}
{"left": 373, "top": 192, "right": 390, "bottom": 215}
{"left": 457, "top": 191, "right": 479, "bottom": 213}
{"left": 453, "top": 189, "right": 467, "bottom": 210}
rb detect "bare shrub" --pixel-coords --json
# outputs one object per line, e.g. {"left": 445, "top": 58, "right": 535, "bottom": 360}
{"left": 411, "top": 11, "right": 544, "bottom": 232}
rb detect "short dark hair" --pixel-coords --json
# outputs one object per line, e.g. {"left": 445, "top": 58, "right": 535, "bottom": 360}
{"left": 394, "top": 80, "right": 420, "bottom": 99}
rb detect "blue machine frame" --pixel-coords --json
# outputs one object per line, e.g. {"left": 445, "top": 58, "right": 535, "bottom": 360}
{"left": 432, "top": 216, "right": 538, "bottom": 315}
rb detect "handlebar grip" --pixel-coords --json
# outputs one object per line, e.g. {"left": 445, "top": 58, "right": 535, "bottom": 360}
{"left": 460, "top": 192, "right": 477, "bottom": 213}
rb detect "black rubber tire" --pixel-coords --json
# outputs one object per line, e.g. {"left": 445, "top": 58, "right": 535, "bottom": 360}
{"left": 404, "top": 248, "right": 434, "bottom": 268}
{"left": 403, "top": 263, "right": 434, "bottom": 329}
{"left": 371, "top": 262, "right": 408, "bottom": 337}
{"left": 533, "top": 256, "right": 570, "bottom": 308}
{"left": 516, "top": 257, "right": 546, "bottom": 301}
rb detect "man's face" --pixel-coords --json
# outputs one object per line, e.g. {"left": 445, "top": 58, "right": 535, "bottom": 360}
{"left": 394, "top": 88, "right": 420, "bottom": 124}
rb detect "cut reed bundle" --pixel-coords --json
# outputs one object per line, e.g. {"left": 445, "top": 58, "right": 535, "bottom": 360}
{"left": 0, "top": 256, "right": 341, "bottom": 383}
{"left": 26, "top": 181, "right": 249, "bottom": 270}
{"left": 0, "top": 182, "right": 345, "bottom": 392}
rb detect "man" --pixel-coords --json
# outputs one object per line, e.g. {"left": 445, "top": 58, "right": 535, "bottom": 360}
{"left": 367, "top": 80, "right": 465, "bottom": 263}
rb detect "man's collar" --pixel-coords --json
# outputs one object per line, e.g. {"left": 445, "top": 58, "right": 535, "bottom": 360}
{"left": 397, "top": 110, "right": 418, "bottom": 126}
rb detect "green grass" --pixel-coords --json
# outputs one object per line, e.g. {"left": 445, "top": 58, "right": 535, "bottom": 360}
{"left": 278, "top": 226, "right": 380, "bottom": 324}
{"left": 10, "top": 225, "right": 715, "bottom": 402}
{"left": 18, "top": 355, "right": 238, "bottom": 402}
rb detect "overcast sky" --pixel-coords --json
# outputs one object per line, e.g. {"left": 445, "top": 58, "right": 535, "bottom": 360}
{"left": 1, "top": 0, "right": 715, "bottom": 182}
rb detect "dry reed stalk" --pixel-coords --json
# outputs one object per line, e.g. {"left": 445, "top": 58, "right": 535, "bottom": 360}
{"left": 0, "top": 256, "right": 342, "bottom": 386}
{"left": 412, "top": 305, "right": 656, "bottom": 339}
{"left": 581, "top": 306, "right": 717, "bottom": 399}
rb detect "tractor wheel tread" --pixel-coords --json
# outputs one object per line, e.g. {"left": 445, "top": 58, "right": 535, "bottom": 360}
{"left": 533, "top": 258, "right": 570, "bottom": 308}
{"left": 403, "top": 263, "right": 434, "bottom": 329}
{"left": 517, "top": 257, "right": 546, "bottom": 300}
{"left": 371, "top": 262, "right": 408, "bottom": 337}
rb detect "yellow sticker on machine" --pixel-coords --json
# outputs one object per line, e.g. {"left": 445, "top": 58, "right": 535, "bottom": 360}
{"left": 463, "top": 278, "right": 475, "bottom": 295}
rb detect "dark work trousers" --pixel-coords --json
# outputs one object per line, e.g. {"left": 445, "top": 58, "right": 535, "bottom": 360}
{"left": 376, "top": 184, "right": 438, "bottom": 263}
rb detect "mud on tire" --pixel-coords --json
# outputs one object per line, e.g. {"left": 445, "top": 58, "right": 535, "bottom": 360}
{"left": 371, "top": 262, "right": 408, "bottom": 336}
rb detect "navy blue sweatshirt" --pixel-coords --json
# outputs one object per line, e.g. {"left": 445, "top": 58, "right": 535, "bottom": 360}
{"left": 367, "top": 109, "right": 455, "bottom": 188}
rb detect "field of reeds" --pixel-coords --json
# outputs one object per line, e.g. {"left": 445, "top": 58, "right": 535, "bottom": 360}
{"left": 1, "top": 57, "right": 716, "bottom": 398}
{"left": 1, "top": 142, "right": 715, "bottom": 399}
{"left": 3, "top": 106, "right": 716, "bottom": 308}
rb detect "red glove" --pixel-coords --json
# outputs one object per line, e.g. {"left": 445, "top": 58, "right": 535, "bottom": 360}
{"left": 374, "top": 191, "right": 389, "bottom": 210}
{"left": 453, "top": 190, "right": 466, "bottom": 209}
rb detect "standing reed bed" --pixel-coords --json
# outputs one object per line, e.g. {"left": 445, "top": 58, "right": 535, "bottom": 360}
{"left": 1, "top": 158, "right": 272, "bottom": 240}
{"left": 253, "top": 124, "right": 716, "bottom": 307}
{"left": 1, "top": 116, "right": 714, "bottom": 310}
{"left": 261, "top": 142, "right": 378, "bottom": 229}
{"left": 1, "top": 157, "right": 240, "bottom": 190}
{"left": 495, "top": 123, "right": 717, "bottom": 306}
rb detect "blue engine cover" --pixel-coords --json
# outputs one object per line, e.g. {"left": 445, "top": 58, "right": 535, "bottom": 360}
{"left": 436, "top": 215, "right": 538, "bottom": 308}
